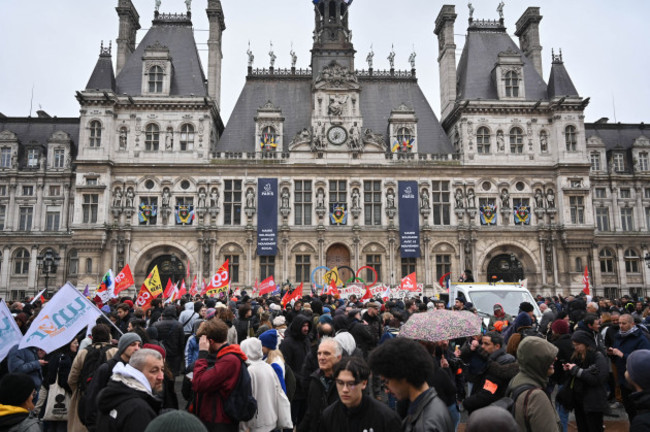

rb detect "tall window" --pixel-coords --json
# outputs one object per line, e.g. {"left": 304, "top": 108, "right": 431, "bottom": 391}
{"left": 569, "top": 196, "right": 584, "bottom": 224}
{"left": 599, "top": 249, "right": 615, "bottom": 274}
{"left": 53, "top": 149, "right": 65, "bottom": 168}
{"left": 505, "top": 71, "right": 519, "bottom": 97}
{"left": 613, "top": 153, "right": 625, "bottom": 172}
{"left": 295, "top": 255, "right": 311, "bottom": 283}
{"left": 225, "top": 254, "right": 240, "bottom": 283}
{"left": 19, "top": 207, "right": 33, "bottom": 231}
{"left": 396, "top": 127, "right": 413, "bottom": 152}
{"left": 46, "top": 211, "right": 60, "bottom": 231}
{"left": 27, "top": 149, "right": 39, "bottom": 167}
{"left": 22, "top": 186, "right": 33, "bottom": 196}
{"left": 294, "top": 180, "right": 312, "bottom": 226}
{"left": 565, "top": 126, "right": 577, "bottom": 151}
{"left": 139, "top": 197, "right": 158, "bottom": 225}
{"left": 180, "top": 124, "right": 194, "bottom": 151}
{"left": 224, "top": 180, "right": 242, "bottom": 225}
{"left": 82, "top": 194, "right": 98, "bottom": 223}
{"left": 259, "top": 256, "right": 275, "bottom": 280}
{"left": 639, "top": 152, "right": 649, "bottom": 171}
{"left": 365, "top": 255, "right": 382, "bottom": 283}
{"left": 0, "top": 205, "right": 5, "bottom": 230}
{"left": 509, "top": 127, "right": 524, "bottom": 153}
{"left": 68, "top": 250, "right": 78, "bottom": 276}
{"left": 89, "top": 121, "right": 102, "bottom": 147}
{"left": 435, "top": 255, "right": 451, "bottom": 281}
{"left": 590, "top": 152, "right": 601, "bottom": 171}
{"left": 145, "top": 124, "right": 160, "bottom": 151}
{"left": 85, "top": 258, "right": 93, "bottom": 274}
{"left": 620, "top": 207, "right": 634, "bottom": 231}
{"left": 329, "top": 180, "right": 347, "bottom": 226}
{"left": 432, "top": 181, "right": 450, "bottom": 225}
{"left": 260, "top": 126, "right": 277, "bottom": 151}
{"left": 364, "top": 181, "right": 382, "bottom": 226}
{"left": 594, "top": 188, "right": 606, "bottom": 199}
{"left": 476, "top": 127, "right": 490, "bottom": 154}
{"left": 0, "top": 148, "right": 11, "bottom": 168}
{"left": 575, "top": 257, "right": 583, "bottom": 273}
{"left": 0, "top": 186, "right": 6, "bottom": 196}
{"left": 148, "top": 65, "right": 164, "bottom": 93}
{"left": 14, "top": 249, "right": 29, "bottom": 275}
{"left": 401, "top": 257, "right": 416, "bottom": 278}
{"left": 625, "top": 249, "right": 640, "bottom": 273}
{"left": 595, "top": 207, "right": 610, "bottom": 231}
{"left": 646, "top": 207, "right": 650, "bottom": 231}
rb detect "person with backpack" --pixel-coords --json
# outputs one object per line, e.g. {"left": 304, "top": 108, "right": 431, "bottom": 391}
{"left": 192, "top": 318, "right": 252, "bottom": 432}
{"left": 153, "top": 306, "right": 185, "bottom": 376}
{"left": 507, "top": 336, "right": 561, "bottom": 432}
{"left": 67, "top": 324, "right": 116, "bottom": 432}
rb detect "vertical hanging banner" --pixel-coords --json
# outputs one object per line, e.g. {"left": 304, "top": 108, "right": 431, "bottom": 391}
{"left": 398, "top": 181, "right": 421, "bottom": 258}
{"left": 257, "top": 178, "right": 278, "bottom": 256}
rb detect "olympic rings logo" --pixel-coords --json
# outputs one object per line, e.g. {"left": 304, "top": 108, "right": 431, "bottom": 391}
{"left": 310, "top": 266, "right": 378, "bottom": 290}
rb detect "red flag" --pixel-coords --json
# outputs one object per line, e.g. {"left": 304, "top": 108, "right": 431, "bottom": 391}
{"left": 582, "top": 266, "right": 590, "bottom": 295}
{"left": 400, "top": 272, "right": 418, "bottom": 292}
{"left": 163, "top": 278, "right": 175, "bottom": 299}
{"left": 176, "top": 279, "right": 187, "bottom": 299}
{"left": 324, "top": 278, "right": 340, "bottom": 297}
{"left": 187, "top": 259, "right": 191, "bottom": 281}
{"left": 135, "top": 266, "right": 163, "bottom": 311}
{"left": 189, "top": 275, "right": 199, "bottom": 297}
{"left": 438, "top": 272, "right": 451, "bottom": 288}
{"left": 282, "top": 282, "right": 304, "bottom": 308}
{"left": 114, "top": 264, "right": 134, "bottom": 295}
{"left": 258, "top": 276, "right": 277, "bottom": 296}
{"left": 203, "top": 259, "right": 229, "bottom": 297}
{"left": 361, "top": 285, "right": 372, "bottom": 301}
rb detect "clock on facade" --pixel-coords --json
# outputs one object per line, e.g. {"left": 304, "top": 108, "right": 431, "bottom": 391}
{"left": 327, "top": 125, "right": 348, "bottom": 145}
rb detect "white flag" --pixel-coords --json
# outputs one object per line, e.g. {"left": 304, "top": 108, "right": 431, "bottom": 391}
{"left": 0, "top": 300, "right": 23, "bottom": 362}
{"left": 19, "top": 282, "right": 102, "bottom": 352}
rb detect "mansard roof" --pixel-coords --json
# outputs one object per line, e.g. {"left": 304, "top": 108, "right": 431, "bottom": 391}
{"left": 456, "top": 24, "right": 548, "bottom": 101}
{"left": 86, "top": 48, "right": 116, "bottom": 92}
{"left": 0, "top": 116, "right": 79, "bottom": 149}
{"left": 218, "top": 73, "right": 453, "bottom": 154}
{"left": 585, "top": 122, "right": 649, "bottom": 151}
{"left": 547, "top": 59, "right": 579, "bottom": 98}
{"left": 116, "top": 14, "right": 207, "bottom": 97}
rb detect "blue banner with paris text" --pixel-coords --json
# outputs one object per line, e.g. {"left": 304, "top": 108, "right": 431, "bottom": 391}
{"left": 398, "top": 181, "right": 420, "bottom": 258}
{"left": 257, "top": 178, "right": 278, "bottom": 256}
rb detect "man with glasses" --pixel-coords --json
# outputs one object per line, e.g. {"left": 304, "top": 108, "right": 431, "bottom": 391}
{"left": 320, "top": 357, "right": 401, "bottom": 432}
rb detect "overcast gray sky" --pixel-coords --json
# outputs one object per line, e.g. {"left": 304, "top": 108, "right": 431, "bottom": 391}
{"left": 1, "top": 1, "right": 648, "bottom": 125}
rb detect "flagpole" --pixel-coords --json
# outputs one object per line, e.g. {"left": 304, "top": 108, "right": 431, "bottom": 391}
{"left": 77, "top": 289, "right": 124, "bottom": 336}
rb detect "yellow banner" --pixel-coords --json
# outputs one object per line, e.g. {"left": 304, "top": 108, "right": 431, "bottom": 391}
{"left": 144, "top": 266, "right": 163, "bottom": 297}
{"left": 323, "top": 267, "right": 341, "bottom": 286}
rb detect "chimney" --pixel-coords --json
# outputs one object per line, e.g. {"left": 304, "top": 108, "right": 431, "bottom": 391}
{"left": 434, "top": 5, "right": 457, "bottom": 121}
{"left": 115, "top": 0, "right": 140, "bottom": 75}
{"left": 515, "top": 7, "right": 543, "bottom": 78}
{"left": 206, "top": 0, "right": 226, "bottom": 109}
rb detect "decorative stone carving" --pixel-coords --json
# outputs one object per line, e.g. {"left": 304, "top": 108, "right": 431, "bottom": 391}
{"left": 161, "top": 187, "right": 171, "bottom": 208}
{"left": 268, "top": 42, "right": 276, "bottom": 67}
{"left": 125, "top": 187, "right": 135, "bottom": 208}
{"left": 535, "top": 189, "right": 544, "bottom": 208}
{"left": 366, "top": 46, "right": 374, "bottom": 69}
{"left": 387, "top": 45, "right": 395, "bottom": 69}
{"left": 246, "top": 42, "right": 254, "bottom": 67}
{"left": 315, "top": 62, "right": 358, "bottom": 89}
{"left": 198, "top": 187, "right": 207, "bottom": 209}
{"left": 546, "top": 189, "right": 555, "bottom": 208}
{"left": 348, "top": 126, "right": 363, "bottom": 151}
{"left": 289, "top": 128, "right": 312, "bottom": 149}
{"left": 112, "top": 187, "right": 123, "bottom": 208}
{"left": 466, "top": 188, "right": 476, "bottom": 208}
{"left": 500, "top": 188, "right": 510, "bottom": 208}
{"left": 328, "top": 94, "right": 348, "bottom": 117}
{"left": 362, "top": 128, "right": 386, "bottom": 150}
{"left": 455, "top": 189, "right": 465, "bottom": 209}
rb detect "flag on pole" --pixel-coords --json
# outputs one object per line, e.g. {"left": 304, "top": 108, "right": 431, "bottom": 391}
{"left": 582, "top": 266, "right": 590, "bottom": 295}
{"left": 203, "top": 260, "right": 229, "bottom": 297}
{"left": 176, "top": 279, "right": 187, "bottom": 300}
{"left": 0, "top": 300, "right": 24, "bottom": 362}
{"left": 258, "top": 276, "right": 277, "bottom": 296}
{"left": 282, "top": 283, "right": 304, "bottom": 308}
{"left": 135, "top": 266, "right": 163, "bottom": 311}
{"left": 82, "top": 284, "right": 90, "bottom": 298}
{"left": 163, "top": 278, "right": 175, "bottom": 299}
{"left": 114, "top": 264, "right": 134, "bottom": 296}
{"left": 400, "top": 272, "right": 418, "bottom": 292}
{"left": 324, "top": 278, "right": 340, "bottom": 297}
{"left": 361, "top": 284, "right": 372, "bottom": 301}
{"left": 95, "top": 269, "right": 116, "bottom": 303}
{"left": 31, "top": 289, "right": 47, "bottom": 305}
{"left": 19, "top": 283, "right": 103, "bottom": 351}
{"left": 189, "top": 276, "right": 199, "bottom": 297}
{"left": 382, "top": 285, "right": 391, "bottom": 302}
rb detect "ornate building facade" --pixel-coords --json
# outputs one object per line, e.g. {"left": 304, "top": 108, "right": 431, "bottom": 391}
{"left": 0, "top": 1, "right": 648, "bottom": 299}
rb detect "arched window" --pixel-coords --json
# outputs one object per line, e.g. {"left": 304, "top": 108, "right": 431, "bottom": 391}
{"left": 148, "top": 65, "right": 164, "bottom": 93}
{"left": 89, "top": 121, "right": 102, "bottom": 147}
{"left": 14, "top": 248, "right": 29, "bottom": 275}
{"left": 396, "top": 127, "right": 414, "bottom": 152}
{"left": 476, "top": 127, "right": 490, "bottom": 154}
{"left": 575, "top": 257, "right": 583, "bottom": 273}
{"left": 145, "top": 124, "right": 160, "bottom": 151}
{"left": 505, "top": 71, "right": 519, "bottom": 97}
{"left": 565, "top": 125, "right": 577, "bottom": 151}
{"left": 68, "top": 249, "right": 78, "bottom": 276}
{"left": 599, "top": 248, "right": 615, "bottom": 274}
{"left": 260, "top": 126, "right": 277, "bottom": 150}
{"left": 85, "top": 258, "right": 93, "bottom": 274}
{"left": 625, "top": 249, "right": 640, "bottom": 273}
{"left": 180, "top": 124, "right": 195, "bottom": 151}
{"left": 509, "top": 127, "right": 524, "bottom": 154}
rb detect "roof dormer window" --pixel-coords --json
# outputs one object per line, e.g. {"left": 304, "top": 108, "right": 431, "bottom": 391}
{"left": 505, "top": 71, "right": 519, "bottom": 97}
{"left": 148, "top": 66, "right": 164, "bottom": 93}
{"left": 141, "top": 42, "right": 172, "bottom": 96}
{"left": 494, "top": 50, "right": 525, "bottom": 100}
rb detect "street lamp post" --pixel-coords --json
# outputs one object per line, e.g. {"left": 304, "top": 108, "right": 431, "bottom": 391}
{"left": 36, "top": 249, "right": 61, "bottom": 297}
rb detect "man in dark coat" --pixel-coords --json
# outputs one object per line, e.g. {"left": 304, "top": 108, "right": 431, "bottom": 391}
{"left": 347, "top": 310, "right": 375, "bottom": 357}
{"left": 153, "top": 305, "right": 185, "bottom": 375}
{"left": 625, "top": 349, "right": 650, "bottom": 431}
{"left": 95, "top": 348, "right": 163, "bottom": 432}
{"left": 279, "top": 313, "right": 312, "bottom": 425}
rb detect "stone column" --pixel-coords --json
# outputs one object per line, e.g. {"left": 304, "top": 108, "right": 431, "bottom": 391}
{"left": 35, "top": 183, "right": 44, "bottom": 230}
{"left": 28, "top": 244, "right": 39, "bottom": 292}
{"left": 538, "top": 235, "right": 547, "bottom": 285}
{"left": 591, "top": 244, "right": 601, "bottom": 293}
{"left": 616, "top": 244, "right": 627, "bottom": 288}
{"left": 611, "top": 186, "right": 620, "bottom": 231}
{"left": 62, "top": 184, "right": 71, "bottom": 231}
{"left": 1, "top": 245, "right": 10, "bottom": 298}
{"left": 7, "top": 185, "right": 16, "bottom": 230}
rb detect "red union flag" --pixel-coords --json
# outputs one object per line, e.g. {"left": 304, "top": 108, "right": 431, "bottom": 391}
{"left": 114, "top": 264, "right": 134, "bottom": 295}
{"left": 203, "top": 259, "right": 229, "bottom": 297}
{"left": 189, "top": 275, "right": 199, "bottom": 297}
{"left": 582, "top": 266, "right": 590, "bottom": 295}
{"left": 258, "top": 276, "right": 277, "bottom": 296}
{"left": 400, "top": 272, "right": 418, "bottom": 291}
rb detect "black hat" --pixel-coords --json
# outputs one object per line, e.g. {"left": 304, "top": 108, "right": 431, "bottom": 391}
{"left": 571, "top": 331, "right": 596, "bottom": 349}
{"left": 519, "top": 302, "right": 534, "bottom": 313}
{"left": 0, "top": 373, "right": 35, "bottom": 406}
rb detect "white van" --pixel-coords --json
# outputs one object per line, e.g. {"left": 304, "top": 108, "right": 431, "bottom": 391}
{"left": 452, "top": 282, "right": 542, "bottom": 322}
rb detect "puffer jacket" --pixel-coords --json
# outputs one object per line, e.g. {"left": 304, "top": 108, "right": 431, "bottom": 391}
{"left": 612, "top": 326, "right": 650, "bottom": 387}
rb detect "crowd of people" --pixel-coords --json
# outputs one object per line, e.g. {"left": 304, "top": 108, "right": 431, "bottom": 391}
{"left": 1, "top": 290, "right": 650, "bottom": 432}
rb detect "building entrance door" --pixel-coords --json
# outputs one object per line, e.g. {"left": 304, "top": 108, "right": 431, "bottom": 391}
{"left": 147, "top": 254, "right": 186, "bottom": 289}
{"left": 326, "top": 244, "right": 353, "bottom": 284}
{"left": 487, "top": 253, "right": 524, "bottom": 283}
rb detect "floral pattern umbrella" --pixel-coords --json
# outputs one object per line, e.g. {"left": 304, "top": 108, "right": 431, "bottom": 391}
{"left": 398, "top": 310, "right": 483, "bottom": 342}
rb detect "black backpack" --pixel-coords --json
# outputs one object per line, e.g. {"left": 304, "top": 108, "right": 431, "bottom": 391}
{"left": 76, "top": 344, "right": 112, "bottom": 424}
{"left": 491, "top": 384, "right": 539, "bottom": 431}
{"left": 221, "top": 354, "right": 257, "bottom": 423}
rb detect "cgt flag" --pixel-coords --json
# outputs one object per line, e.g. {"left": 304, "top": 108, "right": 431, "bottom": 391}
{"left": 0, "top": 300, "right": 23, "bottom": 362}
{"left": 400, "top": 272, "right": 418, "bottom": 292}
{"left": 189, "top": 276, "right": 199, "bottom": 297}
{"left": 19, "top": 283, "right": 103, "bottom": 351}
{"left": 282, "top": 283, "right": 303, "bottom": 308}
{"left": 114, "top": 265, "right": 134, "bottom": 296}
{"left": 203, "top": 260, "right": 229, "bottom": 297}
{"left": 135, "top": 266, "right": 163, "bottom": 311}
{"left": 258, "top": 276, "right": 278, "bottom": 296}
{"left": 582, "top": 266, "right": 590, "bottom": 295}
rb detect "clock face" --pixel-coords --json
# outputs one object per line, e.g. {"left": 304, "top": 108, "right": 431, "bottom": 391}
{"left": 327, "top": 126, "right": 348, "bottom": 145}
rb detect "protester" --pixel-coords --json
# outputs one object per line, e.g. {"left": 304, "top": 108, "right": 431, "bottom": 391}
{"left": 279, "top": 314, "right": 312, "bottom": 425}
{"left": 625, "top": 349, "right": 650, "bottom": 430}
{"left": 7, "top": 345, "right": 47, "bottom": 404}
{"left": 465, "top": 406, "right": 519, "bottom": 432}
{"left": 143, "top": 410, "right": 207, "bottom": 432}
{"left": 153, "top": 305, "right": 185, "bottom": 376}
{"left": 0, "top": 373, "right": 41, "bottom": 432}
{"left": 178, "top": 302, "right": 202, "bottom": 342}
{"left": 487, "top": 304, "right": 512, "bottom": 332}
{"left": 43, "top": 337, "right": 79, "bottom": 432}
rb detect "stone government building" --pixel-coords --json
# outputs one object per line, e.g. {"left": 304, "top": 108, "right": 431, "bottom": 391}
{"left": 1, "top": 0, "right": 648, "bottom": 300}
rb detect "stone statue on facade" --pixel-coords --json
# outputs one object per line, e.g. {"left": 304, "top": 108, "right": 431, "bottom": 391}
{"left": 408, "top": 50, "right": 416, "bottom": 69}
{"left": 455, "top": 189, "right": 465, "bottom": 209}
{"left": 281, "top": 189, "right": 290, "bottom": 209}
{"left": 113, "top": 187, "right": 123, "bottom": 207}
{"left": 535, "top": 189, "right": 544, "bottom": 207}
{"left": 268, "top": 42, "right": 276, "bottom": 68}
{"left": 290, "top": 47, "right": 297, "bottom": 68}
{"left": 125, "top": 187, "right": 135, "bottom": 208}
{"left": 497, "top": 130, "right": 505, "bottom": 151}
{"left": 290, "top": 128, "right": 312, "bottom": 149}
{"left": 387, "top": 45, "right": 395, "bottom": 69}
{"left": 185, "top": 0, "right": 191, "bottom": 13}
{"left": 420, "top": 189, "right": 430, "bottom": 210}
{"left": 500, "top": 188, "right": 510, "bottom": 208}
{"left": 246, "top": 188, "right": 255, "bottom": 209}
{"left": 497, "top": 1, "right": 505, "bottom": 19}
{"left": 198, "top": 188, "right": 207, "bottom": 208}
{"left": 351, "top": 189, "right": 360, "bottom": 210}
{"left": 246, "top": 43, "right": 254, "bottom": 67}
{"left": 546, "top": 189, "right": 555, "bottom": 208}
{"left": 366, "top": 45, "right": 374, "bottom": 69}
{"left": 362, "top": 128, "right": 386, "bottom": 149}
{"left": 466, "top": 188, "right": 476, "bottom": 208}
{"left": 162, "top": 188, "right": 171, "bottom": 208}
{"left": 328, "top": 94, "right": 348, "bottom": 117}
{"left": 386, "top": 189, "right": 395, "bottom": 209}
{"left": 155, "top": 0, "right": 161, "bottom": 12}
{"left": 119, "top": 128, "right": 127, "bottom": 150}
{"left": 210, "top": 187, "right": 219, "bottom": 208}
{"left": 316, "top": 189, "right": 325, "bottom": 209}
{"left": 349, "top": 126, "right": 362, "bottom": 151}
{"left": 165, "top": 129, "right": 173, "bottom": 150}
{"left": 468, "top": 2, "right": 474, "bottom": 19}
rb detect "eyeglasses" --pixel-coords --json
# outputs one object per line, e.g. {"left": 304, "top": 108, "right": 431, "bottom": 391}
{"left": 335, "top": 379, "right": 360, "bottom": 390}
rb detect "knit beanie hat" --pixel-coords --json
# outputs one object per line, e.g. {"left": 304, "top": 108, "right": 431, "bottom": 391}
{"left": 144, "top": 410, "right": 207, "bottom": 432}
{"left": 571, "top": 330, "right": 596, "bottom": 349}
{"left": 627, "top": 349, "right": 650, "bottom": 390}
{"left": 204, "top": 308, "right": 217, "bottom": 320}
{"left": 550, "top": 319, "right": 569, "bottom": 335}
{"left": 0, "top": 373, "right": 35, "bottom": 406}
{"left": 258, "top": 329, "right": 279, "bottom": 350}
{"left": 319, "top": 314, "right": 333, "bottom": 324}
{"left": 118, "top": 332, "right": 142, "bottom": 356}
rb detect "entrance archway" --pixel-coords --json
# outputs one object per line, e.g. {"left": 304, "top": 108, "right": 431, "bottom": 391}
{"left": 147, "top": 254, "right": 186, "bottom": 288}
{"left": 326, "top": 244, "right": 353, "bottom": 284}
{"left": 487, "top": 253, "right": 524, "bottom": 283}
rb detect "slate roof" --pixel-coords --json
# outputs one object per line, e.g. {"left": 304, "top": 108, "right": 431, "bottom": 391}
{"left": 86, "top": 51, "right": 116, "bottom": 92}
{"left": 456, "top": 26, "right": 548, "bottom": 101}
{"left": 116, "top": 16, "right": 207, "bottom": 97}
{"left": 547, "top": 61, "right": 579, "bottom": 98}
{"left": 218, "top": 75, "right": 453, "bottom": 155}
{"left": 0, "top": 117, "right": 79, "bottom": 165}
{"left": 585, "top": 123, "right": 649, "bottom": 151}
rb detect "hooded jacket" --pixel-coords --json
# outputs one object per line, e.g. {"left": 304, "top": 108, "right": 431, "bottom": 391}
{"left": 279, "top": 315, "right": 312, "bottom": 399}
{"left": 612, "top": 326, "right": 650, "bottom": 386}
{"left": 507, "top": 337, "right": 561, "bottom": 432}
{"left": 178, "top": 302, "right": 199, "bottom": 335}
{"left": 95, "top": 363, "right": 162, "bottom": 432}
{"left": 462, "top": 347, "right": 517, "bottom": 414}
{"left": 0, "top": 405, "right": 41, "bottom": 432}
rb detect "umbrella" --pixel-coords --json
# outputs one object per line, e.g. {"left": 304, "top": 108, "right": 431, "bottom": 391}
{"left": 398, "top": 310, "right": 482, "bottom": 342}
